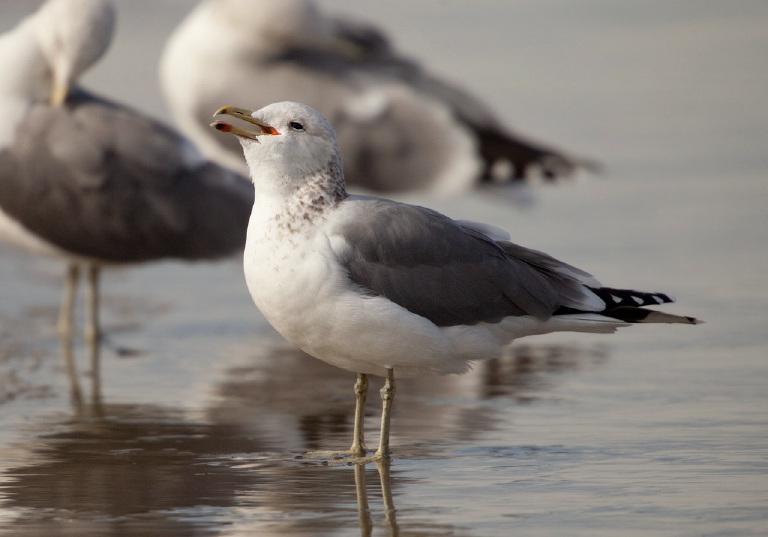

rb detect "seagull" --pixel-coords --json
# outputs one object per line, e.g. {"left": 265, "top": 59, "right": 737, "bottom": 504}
{"left": 0, "top": 0, "right": 253, "bottom": 348}
{"left": 211, "top": 101, "right": 700, "bottom": 460}
{"left": 162, "top": 0, "right": 597, "bottom": 195}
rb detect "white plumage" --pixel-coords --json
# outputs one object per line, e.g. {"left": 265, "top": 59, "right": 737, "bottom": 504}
{"left": 212, "top": 101, "right": 699, "bottom": 459}
{"left": 164, "top": 0, "right": 595, "bottom": 195}
{"left": 0, "top": 0, "right": 252, "bottom": 370}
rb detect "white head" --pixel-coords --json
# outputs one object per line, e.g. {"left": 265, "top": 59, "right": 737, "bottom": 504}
{"left": 34, "top": 0, "right": 115, "bottom": 105}
{"left": 0, "top": 0, "right": 114, "bottom": 147}
{"left": 212, "top": 101, "right": 345, "bottom": 199}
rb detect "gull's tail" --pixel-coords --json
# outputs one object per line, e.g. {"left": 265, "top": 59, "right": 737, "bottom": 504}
{"left": 585, "top": 287, "right": 702, "bottom": 325}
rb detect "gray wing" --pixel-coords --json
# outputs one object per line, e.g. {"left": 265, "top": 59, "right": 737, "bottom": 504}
{"left": 0, "top": 88, "right": 252, "bottom": 263}
{"left": 330, "top": 198, "right": 604, "bottom": 326}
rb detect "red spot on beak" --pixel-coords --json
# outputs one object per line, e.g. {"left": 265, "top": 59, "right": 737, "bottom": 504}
{"left": 213, "top": 121, "right": 233, "bottom": 132}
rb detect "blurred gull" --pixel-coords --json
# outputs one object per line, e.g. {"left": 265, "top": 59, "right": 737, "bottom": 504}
{"left": 0, "top": 0, "right": 253, "bottom": 346}
{"left": 162, "top": 0, "right": 597, "bottom": 195}
{"left": 212, "top": 101, "right": 700, "bottom": 460}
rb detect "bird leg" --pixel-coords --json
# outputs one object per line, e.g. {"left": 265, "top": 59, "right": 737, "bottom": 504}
{"left": 350, "top": 372, "right": 369, "bottom": 457}
{"left": 84, "top": 264, "right": 102, "bottom": 346}
{"left": 85, "top": 265, "right": 103, "bottom": 404}
{"left": 88, "top": 331, "right": 103, "bottom": 406}
{"left": 375, "top": 368, "right": 396, "bottom": 459}
{"left": 56, "top": 263, "right": 80, "bottom": 336}
{"left": 59, "top": 326, "right": 83, "bottom": 408}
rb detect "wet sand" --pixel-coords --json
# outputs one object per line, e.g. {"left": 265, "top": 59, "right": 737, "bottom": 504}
{"left": 1, "top": 1, "right": 766, "bottom": 536}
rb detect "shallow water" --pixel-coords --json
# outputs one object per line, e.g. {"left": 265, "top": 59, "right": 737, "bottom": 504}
{"left": 1, "top": 1, "right": 767, "bottom": 536}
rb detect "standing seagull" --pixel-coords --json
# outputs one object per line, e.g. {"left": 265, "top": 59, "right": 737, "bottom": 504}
{"left": 162, "top": 0, "right": 596, "bottom": 195}
{"left": 0, "top": 0, "right": 253, "bottom": 347}
{"left": 212, "top": 101, "right": 699, "bottom": 460}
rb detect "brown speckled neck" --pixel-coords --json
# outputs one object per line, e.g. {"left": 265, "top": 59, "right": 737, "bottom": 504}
{"left": 271, "top": 158, "right": 347, "bottom": 234}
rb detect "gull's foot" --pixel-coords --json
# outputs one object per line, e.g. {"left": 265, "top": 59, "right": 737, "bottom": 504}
{"left": 299, "top": 449, "right": 390, "bottom": 466}
{"left": 350, "top": 441, "right": 368, "bottom": 459}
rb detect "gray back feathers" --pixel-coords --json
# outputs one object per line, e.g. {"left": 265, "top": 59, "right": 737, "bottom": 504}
{"left": 333, "top": 199, "right": 605, "bottom": 326}
{"left": 0, "top": 89, "right": 253, "bottom": 262}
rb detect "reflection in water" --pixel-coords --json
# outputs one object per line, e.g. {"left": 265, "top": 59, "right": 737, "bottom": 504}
{"left": 376, "top": 460, "right": 399, "bottom": 536}
{"left": 354, "top": 460, "right": 399, "bottom": 537}
{"left": 481, "top": 343, "right": 610, "bottom": 401}
{"left": 1, "top": 403, "right": 263, "bottom": 536}
{"left": 0, "top": 280, "right": 163, "bottom": 412}
{"left": 0, "top": 405, "right": 445, "bottom": 536}
{"left": 59, "top": 329, "right": 107, "bottom": 414}
{"left": 0, "top": 308, "right": 106, "bottom": 415}
{"left": 59, "top": 332, "right": 83, "bottom": 406}
{"left": 0, "top": 339, "right": 605, "bottom": 535}
{"left": 58, "top": 297, "right": 161, "bottom": 412}
{"left": 0, "top": 316, "right": 55, "bottom": 405}
{"left": 355, "top": 463, "right": 373, "bottom": 535}
{"left": 207, "top": 340, "right": 610, "bottom": 455}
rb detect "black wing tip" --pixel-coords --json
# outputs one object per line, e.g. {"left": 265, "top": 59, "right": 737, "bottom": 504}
{"left": 558, "top": 287, "right": 701, "bottom": 325}
{"left": 590, "top": 287, "right": 676, "bottom": 310}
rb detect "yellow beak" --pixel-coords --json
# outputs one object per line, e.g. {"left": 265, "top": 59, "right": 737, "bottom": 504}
{"left": 210, "top": 106, "right": 280, "bottom": 139}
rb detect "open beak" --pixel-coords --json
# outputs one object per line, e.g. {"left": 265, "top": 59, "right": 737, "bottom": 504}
{"left": 210, "top": 106, "right": 280, "bottom": 140}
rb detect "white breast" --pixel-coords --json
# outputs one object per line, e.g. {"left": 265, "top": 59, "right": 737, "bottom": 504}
{"left": 243, "top": 200, "right": 485, "bottom": 377}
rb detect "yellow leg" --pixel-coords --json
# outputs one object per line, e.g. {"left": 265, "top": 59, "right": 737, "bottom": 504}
{"left": 59, "top": 328, "right": 83, "bottom": 407}
{"left": 84, "top": 264, "right": 101, "bottom": 345}
{"left": 375, "top": 368, "right": 396, "bottom": 460}
{"left": 351, "top": 373, "right": 369, "bottom": 457}
{"left": 56, "top": 264, "right": 80, "bottom": 336}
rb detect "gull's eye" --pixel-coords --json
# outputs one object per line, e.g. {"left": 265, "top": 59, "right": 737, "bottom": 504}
{"left": 289, "top": 121, "right": 305, "bottom": 131}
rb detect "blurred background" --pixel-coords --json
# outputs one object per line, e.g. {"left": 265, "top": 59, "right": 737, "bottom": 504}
{"left": 0, "top": 1, "right": 766, "bottom": 536}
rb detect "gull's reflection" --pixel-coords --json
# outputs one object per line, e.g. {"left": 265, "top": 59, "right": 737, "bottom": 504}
{"left": 207, "top": 339, "right": 611, "bottom": 455}
{"left": 354, "top": 459, "right": 399, "bottom": 537}
{"left": 57, "top": 295, "right": 159, "bottom": 413}
{"left": 0, "top": 400, "right": 457, "bottom": 535}
{"left": 377, "top": 460, "right": 399, "bottom": 536}
{"left": 0, "top": 403, "right": 264, "bottom": 536}
{"left": 59, "top": 331, "right": 83, "bottom": 405}
{"left": 480, "top": 342, "right": 610, "bottom": 401}
{"left": 355, "top": 463, "right": 373, "bottom": 535}
{"left": 59, "top": 328, "right": 108, "bottom": 414}
{"left": 1, "top": 301, "right": 610, "bottom": 536}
